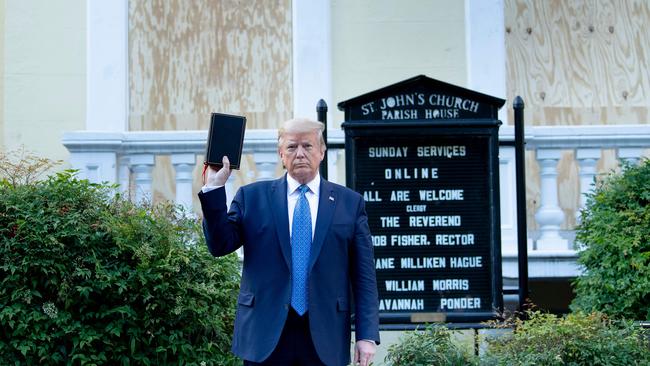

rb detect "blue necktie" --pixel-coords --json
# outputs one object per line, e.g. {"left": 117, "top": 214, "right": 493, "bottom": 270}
{"left": 291, "top": 185, "right": 311, "bottom": 315}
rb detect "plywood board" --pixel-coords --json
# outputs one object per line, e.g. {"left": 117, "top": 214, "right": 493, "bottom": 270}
{"left": 506, "top": 0, "right": 650, "bottom": 231}
{"left": 128, "top": 0, "right": 291, "bottom": 205}
{"left": 506, "top": 0, "right": 650, "bottom": 125}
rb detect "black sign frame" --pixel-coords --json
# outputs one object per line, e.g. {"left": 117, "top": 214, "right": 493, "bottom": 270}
{"left": 342, "top": 119, "right": 504, "bottom": 324}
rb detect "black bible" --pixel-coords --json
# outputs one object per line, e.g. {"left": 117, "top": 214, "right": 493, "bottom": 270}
{"left": 205, "top": 112, "right": 247, "bottom": 170}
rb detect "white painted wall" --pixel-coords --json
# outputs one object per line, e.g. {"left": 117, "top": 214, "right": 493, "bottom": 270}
{"left": 2, "top": 0, "right": 86, "bottom": 165}
{"left": 86, "top": 0, "right": 127, "bottom": 132}
{"left": 331, "top": 0, "right": 467, "bottom": 124}
{"left": 0, "top": 0, "right": 5, "bottom": 151}
{"left": 465, "top": 0, "right": 507, "bottom": 124}
{"left": 293, "top": 0, "right": 333, "bottom": 124}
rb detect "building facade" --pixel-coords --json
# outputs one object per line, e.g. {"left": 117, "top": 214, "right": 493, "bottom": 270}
{"left": 2, "top": 0, "right": 650, "bottom": 346}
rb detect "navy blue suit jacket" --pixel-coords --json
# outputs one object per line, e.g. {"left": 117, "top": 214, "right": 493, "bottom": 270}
{"left": 198, "top": 175, "right": 380, "bottom": 365}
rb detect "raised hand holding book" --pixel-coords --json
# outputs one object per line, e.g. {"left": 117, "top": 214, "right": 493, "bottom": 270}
{"left": 204, "top": 112, "right": 247, "bottom": 170}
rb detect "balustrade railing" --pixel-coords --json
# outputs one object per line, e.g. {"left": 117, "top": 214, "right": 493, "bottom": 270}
{"left": 63, "top": 124, "right": 650, "bottom": 277}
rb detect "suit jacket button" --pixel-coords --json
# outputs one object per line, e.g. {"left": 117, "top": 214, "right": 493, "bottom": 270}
{"left": 284, "top": 304, "right": 289, "bottom": 310}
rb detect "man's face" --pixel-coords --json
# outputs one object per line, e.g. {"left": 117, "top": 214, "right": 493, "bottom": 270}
{"left": 279, "top": 131, "right": 324, "bottom": 184}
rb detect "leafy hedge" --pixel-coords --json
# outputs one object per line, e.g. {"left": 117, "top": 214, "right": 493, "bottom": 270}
{"left": 572, "top": 160, "right": 650, "bottom": 320}
{"left": 482, "top": 311, "right": 650, "bottom": 366}
{"left": 384, "top": 311, "right": 649, "bottom": 365}
{"left": 0, "top": 169, "right": 240, "bottom": 365}
{"left": 384, "top": 324, "right": 476, "bottom": 366}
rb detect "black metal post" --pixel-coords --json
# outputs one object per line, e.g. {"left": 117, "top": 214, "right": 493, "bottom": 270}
{"left": 513, "top": 96, "right": 529, "bottom": 314}
{"left": 317, "top": 99, "right": 328, "bottom": 180}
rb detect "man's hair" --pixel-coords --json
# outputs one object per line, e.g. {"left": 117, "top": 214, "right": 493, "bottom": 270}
{"left": 278, "top": 118, "right": 326, "bottom": 152}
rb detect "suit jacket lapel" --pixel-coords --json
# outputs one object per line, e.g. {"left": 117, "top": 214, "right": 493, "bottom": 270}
{"left": 270, "top": 175, "right": 292, "bottom": 270}
{"left": 309, "top": 178, "right": 336, "bottom": 271}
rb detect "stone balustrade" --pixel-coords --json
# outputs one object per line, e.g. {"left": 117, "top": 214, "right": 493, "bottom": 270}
{"left": 63, "top": 124, "right": 650, "bottom": 278}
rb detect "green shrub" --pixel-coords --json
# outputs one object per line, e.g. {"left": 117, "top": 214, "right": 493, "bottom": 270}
{"left": 384, "top": 324, "right": 477, "bottom": 366}
{"left": 0, "top": 168, "right": 240, "bottom": 365}
{"left": 572, "top": 160, "right": 650, "bottom": 320}
{"left": 482, "top": 311, "right": 650, "bottom": 366}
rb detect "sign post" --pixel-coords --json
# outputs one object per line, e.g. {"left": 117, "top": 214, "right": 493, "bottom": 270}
{"left": 339, "top": 75, "right": 506, "bottom": 325}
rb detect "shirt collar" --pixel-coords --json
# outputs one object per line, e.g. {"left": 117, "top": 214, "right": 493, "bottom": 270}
{"left": 287, "top": 173, "right": 320, "bottom": 197}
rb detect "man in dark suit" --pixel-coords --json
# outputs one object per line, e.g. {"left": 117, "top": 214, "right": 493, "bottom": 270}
{"left": 199, "top": 118, "right": 379, "bottom": 366}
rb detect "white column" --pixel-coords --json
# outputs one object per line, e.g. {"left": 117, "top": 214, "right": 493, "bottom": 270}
{"left": 225, "top": 174, "right": 237, "bottom": 210}
{"left": 617, "top": 147, "right": 643, "bottom": 165}
{"left": 327, "top": 149, "right": 339, "bottom": 185}
{"left": 465, "top": 0, "right": 507, "bottom": 124}
{"left": 62, "top": 131, "right": 123, "bottom": 184}
{"left": 498, "top": 146, "right": 517, "bottom": 254}
{"left": 87, "top": 0, "right": 128, "bottom": 131}
{"left": 68, "top": 152, "right": 117, "bottom": 184}
{"left": 534, "top": 149, "right": 568, "bottom": 251}
{"left": 172, "top": 153, "right": 196, "bottom": 213}
{"left": 293, "top": 0, "right": 332, "bottom": 122}
{"left": 253, "top": 152, "right": 278, "bottom": 181}
{"left": 576, "top": 148, "right": 600, "bottom": 221}
{"left": 117, "top": 155, "right": 131, "bottom": 195}
{"left": 129, "top": 154, "right": 155, "bottom": 203}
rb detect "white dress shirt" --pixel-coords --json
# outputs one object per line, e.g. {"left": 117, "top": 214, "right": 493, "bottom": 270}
{"left": 286, "top": 174, "right": 320, "bottom": 240}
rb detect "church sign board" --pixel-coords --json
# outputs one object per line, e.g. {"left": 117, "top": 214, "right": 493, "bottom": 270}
{"left": 339, "top": 75, "right": 505, "bottom": 324}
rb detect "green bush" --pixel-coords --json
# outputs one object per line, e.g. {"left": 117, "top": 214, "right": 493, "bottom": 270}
{"left": 482, "top": 311, "right": 650, "bottom": 366}
{"left": 0, "top": 167, "right": 240, "bottom": 365}
{"left": 572, "top": 160, "right": 650, "bottom": 320}
{"left": 384, "top": 324, "right": 477, "bottom": 366}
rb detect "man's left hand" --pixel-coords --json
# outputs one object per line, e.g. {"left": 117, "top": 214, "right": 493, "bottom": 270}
{"left": 353, "top": 340, "right": 376, "bottom": 366}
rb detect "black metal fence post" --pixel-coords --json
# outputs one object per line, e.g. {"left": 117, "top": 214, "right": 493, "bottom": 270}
{"left": 317, "top": 99, "right": 328, "bottom": 180}
{"left": 513, "top": 96, "right": 529, "bottom": 314}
